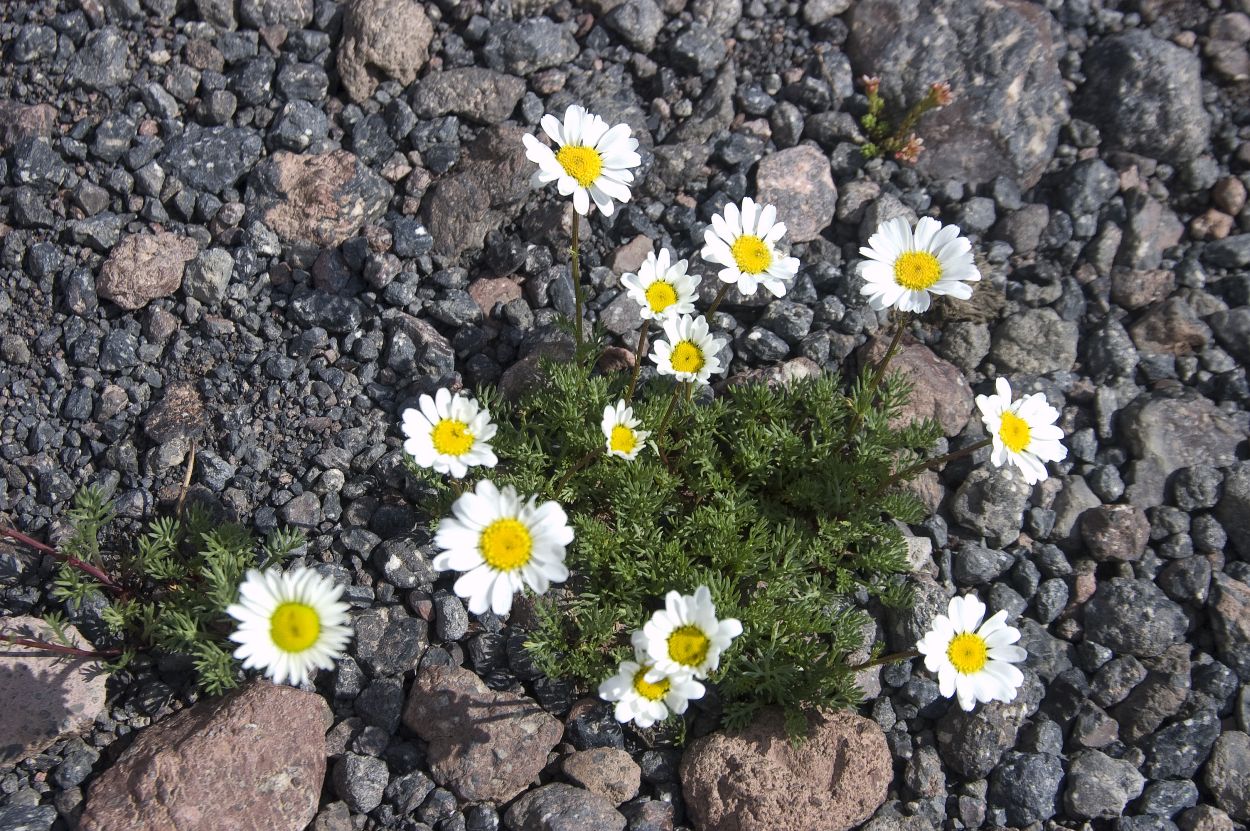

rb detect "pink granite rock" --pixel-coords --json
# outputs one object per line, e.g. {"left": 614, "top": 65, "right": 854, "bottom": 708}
{"left": 79, "top": 681, "right": 329, "bottom": 831}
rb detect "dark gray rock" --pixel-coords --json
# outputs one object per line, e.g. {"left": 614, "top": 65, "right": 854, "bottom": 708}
{"left": 67, "top": 27, "right": 131, "bottom": 90}
{"left": 1083, "top": 578, "right": 1188, "bottom": 658}
{"left": 1121, "top": 393, "right": 1245, "bottom": 509}
{"left": 503, "top": 783, "right": 626, "bottom": 831}
{"left": 987, "top": 751, "right": 1063, "bottom": 825}
{"left": 604, "top": 0, "right": 666, "bottom": 53}
{"left": 485, "top": 18, "right": 578, "bottom": 76}
{"left": 354, "top": 606, "right": 428, "bottom": 677}
{"left": 1209, "top": 307, "right": 1250, "bottom": 367}
{"left": 1204, "top": 731, "right": 1250, "bottom": 821}
{"left": 952, "top": 544, "right": 1014, "bottom": 586}
{"left": 989, "top": 308, "right": 1079, "bottom": 374}
{"left": 1081, "top": 505, "right": 1150, "bottom": 562}
{"left": 670, "top": 24, "right": 727, "bottom": 74}
{"left": 1059, "top": 158, "right": 1119, "bottom": 216}
{"left": 1064, "top": 749, "right": 1145, "bottom": 820}
{"left": 161, "top": 127, "right": 263, "bottom": 193}
{"left": 950, "top": 466, "right": 1031, "bottom": 548}
{"left": 0, "top": 805, "right": 57, "bottom": 831}
{"left": 333, "top": 753, "right": 388, "bottom": 813}
{"left": 411, "top": 68, "right": 524, "bottom": 125}
{"left": 847, "top": 0, "right": 1065, "bottom": 187}
{"left": 1141, "top": 708, "right": 1221, "bottom": 780}
{"left": 1203, "top": 235, "right": 1250, "bottom": 269}
{"left": 1076, "top": 30, "right": 1210, "bottom": 164}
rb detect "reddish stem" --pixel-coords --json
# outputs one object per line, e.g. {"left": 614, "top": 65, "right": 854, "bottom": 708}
{"left": 0, "top": 631, "right": 122, "bottom": 659}
{"left": 1, "top": 526, "right": 125, "bottom": 595}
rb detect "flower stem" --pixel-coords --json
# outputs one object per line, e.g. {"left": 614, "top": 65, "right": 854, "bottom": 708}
{"left": 0, "top": 630, "right": 122, "bottom": 659}
{"left": 875, "top": 437, "right": 994, "bottom": 496}
{"left": 849, "top": 648, "right": 919, "bottom": 671}
{"left": 625, "top": 319, "right": 650, "bottom": 402}
{"left": 551, "top": 449, "right": 601, "bottom": 496}
{"left": 0, "top": 527, "right": 125, "bottom": 596}
{"left": 843, "top": 312, "right": 909, "bottom": 447}
{"left": 653, "top": 382, "right": 687, "bottom": 465}
{"left": 704, "top": 284, "right": 731, "bottom": 319}
{"left": 571, "top": 211, "right": 584, "bottom": 347}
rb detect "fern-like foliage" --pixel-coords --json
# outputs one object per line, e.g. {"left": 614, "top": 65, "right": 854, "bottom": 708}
{"left": 438, "top": 356, "right": 942, "bottom": 736}
{"left": 47, "top": 494, "right": 303, "bottom": 695}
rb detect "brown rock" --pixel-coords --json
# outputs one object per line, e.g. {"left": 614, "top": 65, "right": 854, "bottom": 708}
{"left": 610, "top": 234, "right": 654, "bottom": 274}
{"left": 858, "top": 336, "right": 974, "bottom": 437}
{"left": 1110, "top": 267, "right": 1175, "bottom": 311}
{"left": 337, "top": 0, "right": 433, "bottom": 103}
{"left": 1210, "top": 575, "right": 1250, "bottom": 681}
{"left": 1129, "top": 297, "right": 1211, "bottom": 355}
{"left": 561, "top": 748, "right": 641, "bottom": 805}
{"left": 1080, "top": 504, "right": 1150, "bottom": 562}
{"left": 680, "top": 708, "right": 891, "bottom": 831}
{"left": 754, "top": 145, "right": 837, "bottom": 243}
{"left": 0, "top": 101, "right": 58, "bottom": 153}
{"left": 143, "top": 383, "right": 207, "bottom": 443}
{"left": 1190, "top": 208, "right": 1236, "bottom": 241}
{"left": 1179, "top": 805, "right": 1236, "bottom": 831}
{"left": 97, "top": 232, "right": 199, "bottom": 310}
{"left": 402, "top": 664, "right": 563, "bottom": 802}
{"left": 469, "top": 277, "right": 523, "bottom": 316}
{"left": 1213, "top": 176, "right": 1248, "bottom": 215}
{"left": 424, "top": 125, "right": 532, "bottom": 259}
{"left": 246, "top": 150, "right": 391, "bottom": 247}
{"left": 79, "top": 682, "right": 328, "bottom": 831}
{"left": 0, "top": 616, "right": 108, "bottom": 767}
{"left": 1204, "top": 731, "right": 1250, "bottom": 821}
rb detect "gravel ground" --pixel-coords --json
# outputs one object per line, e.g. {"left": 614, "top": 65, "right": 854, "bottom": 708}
{"left": 1, "top": 0, "right": 1249, "bottom": 829}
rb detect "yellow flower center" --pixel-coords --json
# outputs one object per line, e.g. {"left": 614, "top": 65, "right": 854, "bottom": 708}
{"left": 632, "top": 667, "right": 671, "bottom": 702}
{"left": 670, "top": 341, "right": 705, "bottom": 375}
{"left": 479, "top": 518, "right": 533, "bottom": 571}
{"left": 431, "top": 419, "right": 475, "bottom": 457}
{"left": 998, "top": 411, "right": 1031, "bottom": 453}
{"left": 270, "top": 602, "right": 321, "bottom": 653}
{"left": 893, "top": 251, "right": 943, "bottom": 290}
{"left": 556, "top": 145, "right": 603, "bottom": 188}
{"left": 947, "top": 632, "right": 988, "bottom": 674}
{"left": 667, "top": 625, "right": 711, "bottom": 668}
{"left": 609, "top": 425, "right": 637, "bottom": 455}
{"left": 730, "top": 234, "right": 772, "bottom": 274}
{"left": 644, "top": 281, "right": 678, "bottom": 314}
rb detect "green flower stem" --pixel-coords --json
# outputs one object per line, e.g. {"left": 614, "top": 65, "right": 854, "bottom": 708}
{"left": 703, "top": 283, "right": 731, "bottom": 320}
{"left": 625, "top": 319, "right": 650, "bottom": 402}
{"left": 0, "top": 526, "right": 125, "bottom": 595}
{"left": 0, "top": 630, "right": 122, "bottom": 659}
{"left": 570, "top": 211, "right": 584, "bottom": 347}
{"left": 551, "top": 448, "right": 602, "bottom": 497}
{"left": 876, "top": 436, "right": 994, "bottom": 496}
{"left": 653, "top": 381, "right": 687, "bottom": 463}
{"left": 844, "top": 312, "right": 910, "bottom": 446}
{"left": 849, "top": 648, "right": 919, "bottom": 671}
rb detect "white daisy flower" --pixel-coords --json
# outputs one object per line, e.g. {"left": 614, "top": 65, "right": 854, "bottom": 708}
{"left": 602, "top": 400, "right": 651, "bottom": 461}
{"left": 640, "top": 585, "right": 742, "bottom": 679}
{"left": 700, "top": 196, "right": 800, "bottom": 298}
{"left": 857, "top": 216, "right": 981, "bottom": 313}
{"left": 226, "top": 567, "right": 354, "bottom": 686}
{"left": 521, "top": 105, "right": 641, "bottom": 217}
{"left": 916, "top": 594, "right": 1026, "bottom": 712}
{"left": 620, "top": 248, "right": 700, "bottom": 321}
{"left": 401, "top": 388, "right": 498, "bottom": 479}
{"left": 432, "top": 480, "right": 573, "bottom": 617}
{"left": 650, "top": 314, "right": 728, "bottom": 386}
{"left": 598, "top": 651, "right": 706, "bottom": 729}
{"left": 975, "top": 377, "right": 1068, "bottom": 485}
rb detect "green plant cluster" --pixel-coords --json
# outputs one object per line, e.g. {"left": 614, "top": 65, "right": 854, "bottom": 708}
{"left": 46, "top": 486, "right": 303, "bottom": 694}
{"left": 859, "top": 78, "right": 951, "bottom": 163}
{"left": 415, "top": 346, "right": 942, "bottom": 735}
